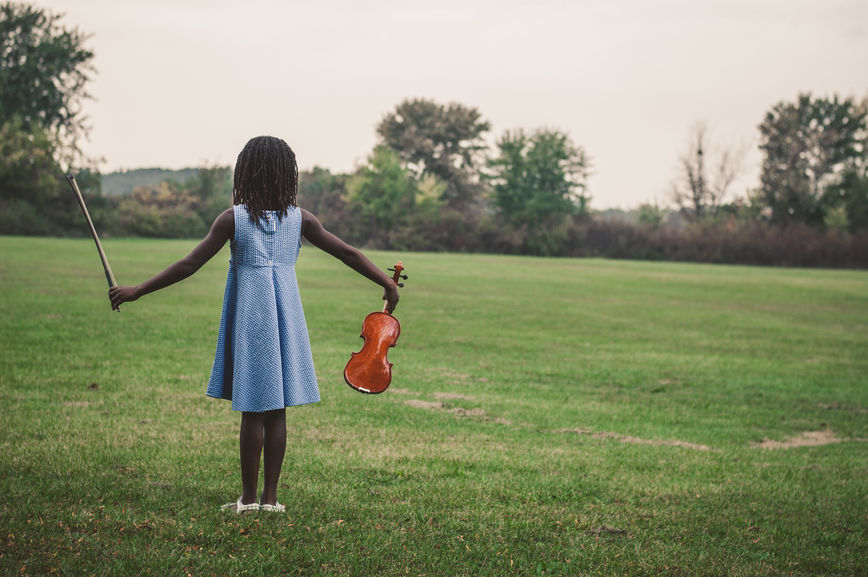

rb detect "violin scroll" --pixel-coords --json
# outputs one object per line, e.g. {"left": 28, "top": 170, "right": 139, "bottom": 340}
{"left": 388, "top": 263, "right": 408, "bottom": 288}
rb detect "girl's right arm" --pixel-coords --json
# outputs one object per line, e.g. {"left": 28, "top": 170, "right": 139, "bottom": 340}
{"left": 300, "top": 209, "right": 400, "bottom": 313}
{"left": 108, "top": 208, "right": 234, "bottom": 310}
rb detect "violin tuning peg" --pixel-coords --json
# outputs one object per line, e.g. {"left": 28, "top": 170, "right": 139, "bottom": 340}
{"left": 400, "top": 274, "right": 408, "bottom": 280}
{"left": 397, "top": 283, "right": 404, "bottom": 288}
{"left": 387, "top": 267, "right": 395, "bottom": 272}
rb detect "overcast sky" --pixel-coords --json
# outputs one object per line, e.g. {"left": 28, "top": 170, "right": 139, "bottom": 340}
{"left": 41, "top": 0, "right": 868, "bottom": 208}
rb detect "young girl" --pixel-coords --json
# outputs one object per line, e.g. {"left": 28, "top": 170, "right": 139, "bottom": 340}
{"left": 108, "top": 136, "right": 400, "bottom": 513}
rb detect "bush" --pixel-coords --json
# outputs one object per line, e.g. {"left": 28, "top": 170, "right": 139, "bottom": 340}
{"left": 563, "top": 218, "right": 868, "bottom": 268}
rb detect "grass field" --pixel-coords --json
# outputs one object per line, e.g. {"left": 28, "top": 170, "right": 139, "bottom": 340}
{"left": 0, "top": 235, "right": 866, "bottom": 576}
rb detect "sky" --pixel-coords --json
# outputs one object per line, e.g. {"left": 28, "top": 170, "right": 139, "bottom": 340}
{"left": 40, "top": 0, "right": 868, "bottom": 208}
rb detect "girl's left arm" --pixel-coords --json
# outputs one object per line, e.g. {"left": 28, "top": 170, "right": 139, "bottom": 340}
{"left": 108, "top": 208, "right": 234, "bottom": 310}
{"left": 300, "top": 209, "right": 399, "bottom": 313}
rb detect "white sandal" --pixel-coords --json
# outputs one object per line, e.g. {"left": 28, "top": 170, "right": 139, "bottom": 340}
{"left": 221, "top": 497, "right": 260, "bottom": 514}
{"left": 260, "top": 502, "right": 285, "bottom": 513}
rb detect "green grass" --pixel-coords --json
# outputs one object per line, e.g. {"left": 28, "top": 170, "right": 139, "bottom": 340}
{"left": 1, "top": 236, "right": 866, "bottom": 576}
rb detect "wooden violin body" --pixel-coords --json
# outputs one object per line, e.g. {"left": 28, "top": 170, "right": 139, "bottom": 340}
{"left": 344, "top": 262, "right": 406, "bottom": 394}
{"left": 343, "top": 311, "right": 401, "bottom": 394}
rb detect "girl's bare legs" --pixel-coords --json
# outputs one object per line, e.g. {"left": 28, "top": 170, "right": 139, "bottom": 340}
{"left": 261, "top": 409, "right": 287, "bottom": 506}
{"left": 239, "top": 409, "right": 287, "bottom": 506}
{"left": 239, "top": 411, "right": 265, "bottom": 505}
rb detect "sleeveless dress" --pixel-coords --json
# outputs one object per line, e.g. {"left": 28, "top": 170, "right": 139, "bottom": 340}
{"left": 206, "top": 204, "right": 320, "bottom": 411}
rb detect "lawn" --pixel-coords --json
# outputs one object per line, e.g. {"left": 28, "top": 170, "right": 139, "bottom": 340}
{"left": 0, "top": 236, "right": 866, "bottom": 576}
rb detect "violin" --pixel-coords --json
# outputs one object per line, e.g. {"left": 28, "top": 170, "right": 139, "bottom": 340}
{"left": 343, "top": 262, "right": 407, "bottom": 394}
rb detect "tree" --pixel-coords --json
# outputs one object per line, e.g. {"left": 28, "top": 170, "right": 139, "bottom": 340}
{"left": 637, "top": 202, "right": 664, "bottom": 228}
{"left": 377, "top": 98, "right": 490, "bottom": 209}
{"left": 180, "top": 164, "right": 232, "bottom": 225}
{"left": 0, "top": 116, "right": 60, "bottom": 205}
{"left": 823, "top": 167, "right": 868, "bottom": 232}
{"left": 487, "top": 128, "right": 591, "bottom": 255}
{"left": 0, "top": 2, "right": 95, "bottom": 164}
{"left": 819, "top": 97, "right": 868, "bottom": 232}
{"left": 488, "top": 128, "right": 591, "bottom": 225}
{"left": 670, "top": 122, "right": 747, "bottom": 220}
{"left": 298, "top": 167, "right": 351, "bottom": 240}
{"left": 758, "top": 93, "right": 868, "bottom": 226}
{"left": 346, "top": 146, "right": 419, "bottom": 247}
{"left": 0, "top": 115, "right": 101, "bottom": 235}
{"left": 0, "top": 116, "right": 63, "bottom": 234}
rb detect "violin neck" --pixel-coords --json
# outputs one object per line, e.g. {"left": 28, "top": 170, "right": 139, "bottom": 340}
{"left": 383, "top": 261, "right": 404, "bottom": 314}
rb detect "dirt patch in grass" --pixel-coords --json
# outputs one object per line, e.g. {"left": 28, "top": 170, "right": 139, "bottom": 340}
{"left": 754, "top": 429, "right": 845, "bottom": 450}
{"left": 432, "top": 392, "right": 476, "bottom": 401}
{"left": 448, "top": 407, "right": 487, "bottom": 417}
{"left": 818, "top": 403, "right": 868, "bottom": 414}
{"left": 618, "top": 435, "right": 712, "bottom": 451}
{"left": 405, "top": 400, "right": 446, "bottom": 411}
{"left": 558, "top": 428, "right": 712, "bottom": 451}
{"left": 404, "top": 399, "right": 512, "bottom": 424}
{"left": 405, "top": 399, "right": 485, "bottom": 417}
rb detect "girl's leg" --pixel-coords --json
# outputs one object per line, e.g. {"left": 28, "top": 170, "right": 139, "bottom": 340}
{"left": 239, "top": 411, "right": 266, "bottom": 505}
{"left": 261, "top": 408, "right": 287, "bottom": 506}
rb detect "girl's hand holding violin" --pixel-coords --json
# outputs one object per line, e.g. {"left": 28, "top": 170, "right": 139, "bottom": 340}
{"left": 383, "top": 283, "right": 399, "bottom": 314}
{"left": 109, "top": 285, "right": 140, "bottom": 310}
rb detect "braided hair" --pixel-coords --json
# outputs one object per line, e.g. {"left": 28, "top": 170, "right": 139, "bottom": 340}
{"left": 233, "top": 136, "right": 298, "bottom": 224}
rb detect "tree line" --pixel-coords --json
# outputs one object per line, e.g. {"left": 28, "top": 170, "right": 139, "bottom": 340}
{"left": 1, "top": 2, "right": 867, "bottom": 267}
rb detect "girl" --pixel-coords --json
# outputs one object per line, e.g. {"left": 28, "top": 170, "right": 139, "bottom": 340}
{"left": 109, "top": 136, "right": 400, "bottom": 513}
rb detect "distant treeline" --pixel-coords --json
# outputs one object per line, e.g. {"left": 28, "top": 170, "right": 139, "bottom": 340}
{"left": 20, "top": 163, "right": 868, "bottom": 269}
{"left": 2, "top": 94, "right": 868, "bottom": 268}
{"left": 0, "top": 162, "right": 866, "bottom": 268}
{"left": 298, "top": 167, "right": 868, "bottom": 269}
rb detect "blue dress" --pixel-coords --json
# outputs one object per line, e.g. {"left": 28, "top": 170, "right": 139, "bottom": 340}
{"left": 206, "top": 204, "right": 320, "bottom": 411}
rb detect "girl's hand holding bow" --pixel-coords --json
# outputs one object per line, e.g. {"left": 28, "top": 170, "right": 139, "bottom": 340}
{"left": 109, "top": 285, "right": 140, "bottom": 310}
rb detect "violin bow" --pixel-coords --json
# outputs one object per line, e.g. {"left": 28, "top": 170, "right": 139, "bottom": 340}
{"left": 66, "top": 174, "right": 119, "bottom": 307}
